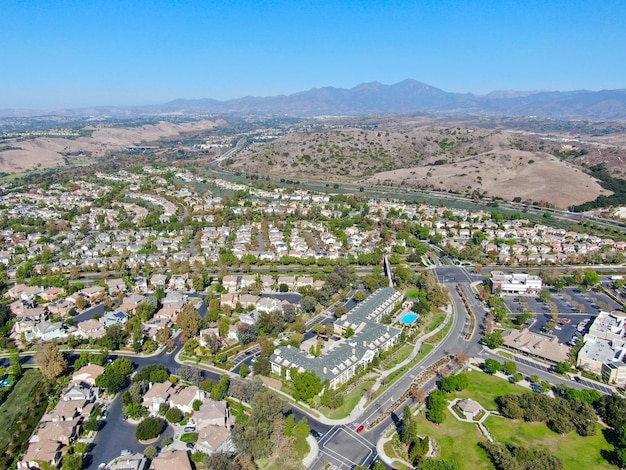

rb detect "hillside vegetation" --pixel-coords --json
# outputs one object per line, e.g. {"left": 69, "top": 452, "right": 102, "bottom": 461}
{"left": 229, "top": 122, "right": 610, "bottom": 208}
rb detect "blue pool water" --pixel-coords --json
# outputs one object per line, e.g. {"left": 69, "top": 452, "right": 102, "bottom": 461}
{"left": 0, "top": 377, "right": 11, "bottom": 388}
{"left": 400, "top": 313, "right": 419, "bottom": 326}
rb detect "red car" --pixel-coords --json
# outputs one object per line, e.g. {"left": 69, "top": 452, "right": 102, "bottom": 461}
{"left": 356, "top": 425, "right": 364, "bottom": 433}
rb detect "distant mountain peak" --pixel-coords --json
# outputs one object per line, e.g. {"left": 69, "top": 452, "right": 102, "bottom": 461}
{"left": 1, "top": 80, "right": 626, "bottom": 120}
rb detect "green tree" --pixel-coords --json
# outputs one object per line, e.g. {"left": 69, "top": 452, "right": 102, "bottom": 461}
{"left": 482, "top": 330, "right": 504, "bottom": 349}
{"left": 300, "top": 295, "right": 317, "bottom": 313}
{"left": 165, "top": 407, "right": 184, "bottom": 423}
{"left": 502, "top": 361, "right": 517, "bottom": 375}
{"left": 584, "top": 270, "right": 601, "bottom": 287}
{"left": 136, "top": 417, "right": 166, "bottom": 441}
{"left": 353, "top": 290, "right": 366, "bottom": 302}
{"left": 539, "top": 290, "right": 551, "bottom": 303}
{"left": 556, "top": 362, "right": 572, "bottom": 374}
{"left": 484, "top": 359, "right": 502, "bottom": 374}
{"left": 61, "top": 453, "right": 83, "bottom": 470}
{"left": 320, "top": 387, "right": 344, "bottom": 409}
{"left": 291, "top": 369, "right": 323, "bottom": 402}
{"left": 515, "top": 310, "right": 532, "bottom": 326}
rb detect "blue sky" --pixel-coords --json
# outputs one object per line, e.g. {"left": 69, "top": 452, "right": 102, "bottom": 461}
{"left": 1, "top": 0, "right": 624, "bottom": 109}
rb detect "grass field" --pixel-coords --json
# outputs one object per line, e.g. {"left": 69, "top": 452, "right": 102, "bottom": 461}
{"left": 413, "top": 411, "right": 492, "bottom": 469}
{"left": 412, "top": 369, "right": 615, "bottom": 469}
{"left": 485, "top": 416, "right": 614, "bottom": 470}
{"left": 0, "top": 370, "right": 44, "bottom": 448}
{"left": 448, "top": 369, "right": 527, "bottom": 411}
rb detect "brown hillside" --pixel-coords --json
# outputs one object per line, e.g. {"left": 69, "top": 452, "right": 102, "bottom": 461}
{"left": 228, "top": 123, "right": 610, "bottom": 208}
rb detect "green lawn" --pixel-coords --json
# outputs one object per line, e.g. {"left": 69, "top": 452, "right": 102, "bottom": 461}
{"left": 424, "top": 311, "right": 446, "bottom": 334}
{"left": 382, "top": 344, "right": 414, "bottom": 370}
{"left": 321, "top": 379, "right": 375, "bottom": 419}
{"left": 448, "top": 370, "right": 528, "bottom": 410}
{"left": 413, "top": 411, "right": 492, "bottom": 469}
{"left": 485, "top": 416, "right": 614, "bottom": 470}
{"left": 180, "top": 432, "right": 198, "bottom": 443}
{"left": 404, "top": 287, "right": 422, "bottom": 299}
{"left": 0, "top": 370, "right": 44, "bottom": 447}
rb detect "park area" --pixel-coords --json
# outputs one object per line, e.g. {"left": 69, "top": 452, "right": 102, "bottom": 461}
{"left": 404, "top": 370, "right": 616, "bottom": 469}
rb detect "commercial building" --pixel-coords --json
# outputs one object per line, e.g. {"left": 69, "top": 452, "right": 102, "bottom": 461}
{"left": 490, "top": 271, "right": 542, "bottom": 295}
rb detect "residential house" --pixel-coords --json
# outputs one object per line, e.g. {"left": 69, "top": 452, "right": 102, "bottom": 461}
{"left": 191, "top": 399, "right": 228, "bottom": 428}
{"left": 101, "top": 311, "right": 129, "bottom": 328}
{"left": 220, "top": 293, "right": 238, "bottom": 309}
{"left": 76, "top": 319, "right": 106, "bottom": 339}
{"left": 143, "top": 381, "right": 173, "bottom": 414}
{"left": 169, "top": 386, "right": 205, "bottom": 414}
{"left": 196, "top": 425, "right": 232, "bottom": 456}
{"left": 36, "top": 418, "right": 80, "bottom": 446}
{"left": 277, "top": 276, "right": 296, "bottom": 291}
{"left": 108, "top": 453, "right": 147, "bottom": 470}
{"left": 47, "top": 299, "right": 74, "bottom": 317}
{"left": 222, "top": 275, "right": 238, "bottom": 293}
{"left": 26, "top": 321, "right": 70, "bottom": 342}
{"left": 18, "top": 439, "right": 62, "bottom": 469}
{"left": 256, "top": 297, "right": 283, "bottom": 313}
{"left": 41, "top": 287, "right": 65, "bottom": 302}
{"left": 62, "top": 383, "right": 96, "bottom": 402}
{"left": 238, "top": 294, "right": 260, "bottom": 309}
{"left": 79, "top": 285, "right": 106, "bottom": 303}
{"left": 106, "top": 278, "right": 127, "bottom": 295}
{"left": 71, "top": 364, "right": 105, "bottom": 386}
{"left": 150, "top": 274, "right": 168, "bottom": 289}
{"left": 150, "top": 449, "right": 192, "bottom": 470}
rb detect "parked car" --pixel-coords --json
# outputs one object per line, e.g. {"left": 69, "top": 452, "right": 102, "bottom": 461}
{"left": 186, "top": 442, "right": 195, "bottom": 449}
{"left": 356, "top": 425, "right": 364, "bottom": 433}
{"left": 183, "top": 426, "right": 196, "bottom": 432}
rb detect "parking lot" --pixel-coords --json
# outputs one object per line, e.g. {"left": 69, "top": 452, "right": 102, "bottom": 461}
{"left": 503, "top": 287, "right": 622, "bottom": 346}
{"left": 505, "top": 287, "right": 622, "bottom": 317}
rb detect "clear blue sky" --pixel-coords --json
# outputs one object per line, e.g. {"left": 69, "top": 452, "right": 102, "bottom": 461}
{"left": 1, "top": 0, "right": 624, "bottom": 109}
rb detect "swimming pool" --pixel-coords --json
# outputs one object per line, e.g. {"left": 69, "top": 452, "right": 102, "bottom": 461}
{"left": 400, "top": 312, "right": 419, "bottom": 326}
{"left": 0, "top": 377, "right": 12, "bottom": 388}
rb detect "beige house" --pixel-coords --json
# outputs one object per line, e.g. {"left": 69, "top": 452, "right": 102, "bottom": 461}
{"left": 72, "top": 364, "right": 105, "bottom": 386}
{"left": 18, "top": 439, "right": 62, "bottom": 469}
{"left": 150, "top": 449, "right": 192, "bottom": 470}
{"left": 143, "top": 381, "right": 173, "bottom": 414}
{"left": 170, "top": 386, "right": 205, "bottom": 414}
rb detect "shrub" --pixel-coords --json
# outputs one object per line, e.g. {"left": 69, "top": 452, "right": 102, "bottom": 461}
{"left": 165, "top": 407, "right": 184, "bottom": 423}
{"left": 136, "top": 417, "right": 166, "bottom": 441}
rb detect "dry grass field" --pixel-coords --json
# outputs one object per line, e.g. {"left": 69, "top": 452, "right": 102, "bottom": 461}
{"left": 230, "top": 122, "right": 612, "bottom": 208}
{"left": 0, "top": 119, "right": 222, "bottom": 174}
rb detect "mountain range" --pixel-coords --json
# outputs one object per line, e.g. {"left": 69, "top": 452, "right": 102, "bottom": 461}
{"left": 3, "top": 79, "right": 626, "bottom": 120}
